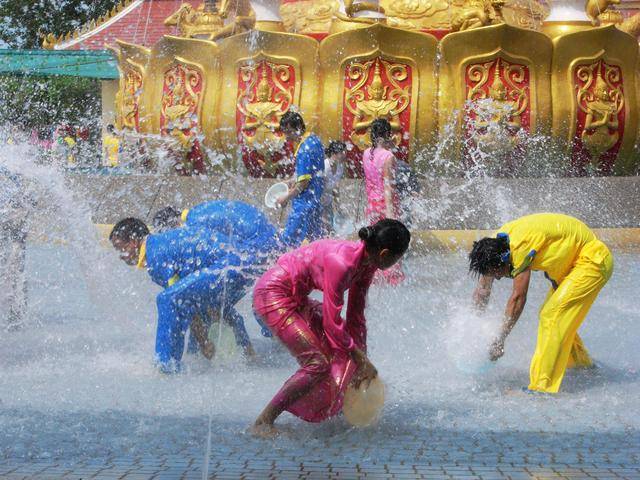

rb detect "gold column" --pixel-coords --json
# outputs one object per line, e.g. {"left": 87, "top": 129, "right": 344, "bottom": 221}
{"left": 111, "top": 40, "right": 150, "bottom": 132}
{"left": 439, "top": 23, "right": 553, "bottom": 163}
{"left": 215, "top": 30, "right": 320, "bottom": 173}
{"left": 552, "top": 25, "right": 639, "bottom": 174}
{"left": 141, "top": 36, "right": 220, "bottom": 143}
{"left": 318, "top": 23, "right": 438, "bottom": 170}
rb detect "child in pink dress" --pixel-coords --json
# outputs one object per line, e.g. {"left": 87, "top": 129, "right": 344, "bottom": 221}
{"left": 251, "top": 219, "right": 411, "bottom": 437}
{"left": 363, "top": 118, "right": 405, "bottom": 285}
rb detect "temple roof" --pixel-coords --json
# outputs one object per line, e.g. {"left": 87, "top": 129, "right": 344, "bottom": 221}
{"left": 47, "top": 0, "right": 204, "bottom": 51}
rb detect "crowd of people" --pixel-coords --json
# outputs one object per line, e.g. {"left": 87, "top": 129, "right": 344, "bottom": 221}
{"left": 106, "top": 110, "right": 614, "bottom": 437}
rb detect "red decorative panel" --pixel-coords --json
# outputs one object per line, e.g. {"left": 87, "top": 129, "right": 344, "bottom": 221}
{"left": 572, "top": 59, "right": 625, "bottom": 175}
{"left": 160, "top": 62, "right": 203, "bottom": 137}
{"left": 464, "top": 57, "right": 530, "bottom": 174}
{"left": 121, "top": 66, "right": 143, "bottom": 131}
{"left": 236, "top": 60, "right": 295, "bottom": 178}
{"left": 342, "top": 57, "right": 413, "bottom": 177}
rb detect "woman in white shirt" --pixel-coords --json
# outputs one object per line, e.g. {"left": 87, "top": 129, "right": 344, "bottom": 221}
{"left": 320, "top": 141, "right": 346, "bottom": 235}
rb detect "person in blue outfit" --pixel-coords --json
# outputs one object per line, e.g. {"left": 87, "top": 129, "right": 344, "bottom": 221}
{"left": 110, "top": 201, "right": 278, "bottom": 373}
{"left": 275, "top": 111, "right": 325, "bottom": 247}
{"left": 150, "top": 200, "right": 280, "bottom": 340}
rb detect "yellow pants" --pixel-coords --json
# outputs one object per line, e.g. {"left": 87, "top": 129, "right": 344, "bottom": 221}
{"left": 528, "top": 240, "right": 613, "bottom": 393}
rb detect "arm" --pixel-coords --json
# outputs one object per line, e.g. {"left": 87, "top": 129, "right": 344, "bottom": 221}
{"left": 322, "top": 254, "right": 356, "bottom": 353}
{"left": 382, "top": 154, "right": 396, "bottom": 219}
{"left": 346, "top": 270, "right": 377, "bottom": 388}
{"left": 277, "top": 178, "right": 310, "bottom": 208}
{"left": 490, "top": 269, "right": 531, "bottom": 361}
{"left": 473, "top": 275, "right": 494, "bottom": 311}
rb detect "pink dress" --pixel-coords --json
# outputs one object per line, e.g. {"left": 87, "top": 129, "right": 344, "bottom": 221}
{"left": 362, "top": 147, "right": 404, "bottom": 285}
{"left": 253, "top": 240, "right": 377, "bottom": 422}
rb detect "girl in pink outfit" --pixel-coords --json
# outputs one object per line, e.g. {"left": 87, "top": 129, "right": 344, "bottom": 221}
{"left": 363, "top": 118, "right": 405, "bottom": 285}
{"left": 252, "top": 219, "right": 411, "bottom": 437}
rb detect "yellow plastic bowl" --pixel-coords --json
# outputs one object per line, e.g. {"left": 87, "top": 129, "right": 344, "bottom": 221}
{"left": 343, "top": 376, "right": 385, "bottom": 427}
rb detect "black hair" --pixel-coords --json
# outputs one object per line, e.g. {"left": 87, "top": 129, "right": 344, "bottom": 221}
{"left": 358, "top": 219, "right": 411, "bottom": 256}
{"left": 325, "top": 140, "right": 346, "bottom": 157}
{"left": 106, "top": 124, "right": 115, "bottom": 134}
{"left": 468, "top": 236, "right": 510, "bottom": 277}
{"left": 370, "top": 118, "right": 392, "bottom": 144}
{"left": 109, "top": 217, "right": 149, "bottom": 243}
{"left": 279, "top": 111, "right": 306, "bottom": 134}
{"left": 152, "top": 206, "right": 182, "bottom": 232}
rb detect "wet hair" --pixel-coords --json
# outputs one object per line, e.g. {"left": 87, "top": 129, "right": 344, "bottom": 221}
{"left": 279, "top": 111, "right": 306, "bottom": 135}
{"left": 109, "top": 217, "right": 149, "bottom": 243}
{"left": 358, "top": 219, "right": 411, "bottom": 256}
{"left": 468, "top": 236, "right": 510, "bottom": 277}
{"left": 370, "top": 118, "right": 392, "bottom": 144}
{"left": 325, "top": 140, "right": 346, "bottom": 157}
{"left": 152, "top": 206, "right": 182, "bottom": 232}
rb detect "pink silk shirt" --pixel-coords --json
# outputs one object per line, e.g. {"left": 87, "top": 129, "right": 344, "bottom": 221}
{"left": 274, "top": 239, "right": 377, "bottom": 353}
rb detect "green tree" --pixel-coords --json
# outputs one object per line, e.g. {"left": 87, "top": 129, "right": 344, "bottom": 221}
{"left": 0, "top": 74, "right": 101, "bottom": 137}
{"left": 0, "top": 0, "right": 120, "bottom": 49}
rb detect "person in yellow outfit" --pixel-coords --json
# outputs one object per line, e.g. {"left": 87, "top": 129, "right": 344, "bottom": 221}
{"left": 102, "top": 124, "right": 120, "bottom": 167}
{"left": 469, "top": 213, "right": 614, "bottom": 393}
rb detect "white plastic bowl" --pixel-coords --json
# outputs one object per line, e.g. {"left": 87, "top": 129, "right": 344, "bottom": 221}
{"left": 264, "top": 182, "right": 289, "bottom": 209}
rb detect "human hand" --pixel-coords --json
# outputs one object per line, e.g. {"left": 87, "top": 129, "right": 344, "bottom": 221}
{"left": 489, "top": 338, "right": 505, "bottom": 361}
{"left": 202, "top": 340, "right": 215, "bottom": 360}
{"left": 275, "top": 193, "right": 289, "bottom": 208}
{"left": 351, "top": 354, "right": 378, "bottom": 389}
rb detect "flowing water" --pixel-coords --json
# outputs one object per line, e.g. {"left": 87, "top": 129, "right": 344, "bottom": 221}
{"left": 0, "top": 138, "right": 638, "bottom": 463}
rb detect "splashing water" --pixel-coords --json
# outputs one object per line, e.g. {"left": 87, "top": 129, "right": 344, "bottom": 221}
{"left": 0, "top": 131, "right": 638, "bottom": 464}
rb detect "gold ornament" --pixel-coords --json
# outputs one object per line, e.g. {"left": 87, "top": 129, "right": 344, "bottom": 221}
{"left": 280, "top": 0, "right": 339, "bottom": 33}
{"left": 237, "top": 63, "right": 291, "bottom": 173}
{"left": 382, "top": 0, "right": 450, "bottom": 30}
{"left": 346, "top": 58, "right": 410, "bottom": 150}
{"left": 585, "top": 0, "right": 620, "bottom": 26}
{"left": 577, "top": 62, "right": 624, "bottom": 163}
{"left": 451, "top": 0, "right": 505, "bottom": 31}
{"left": 164, "top": 0, "right": 255, "bottom": 41}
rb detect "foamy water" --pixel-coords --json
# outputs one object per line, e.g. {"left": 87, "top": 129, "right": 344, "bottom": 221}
{"left": 0, "top": 140, "right": 638, "bottom": 458}
{"left": 0, "top": 243, "right": 638, "bottom": 437}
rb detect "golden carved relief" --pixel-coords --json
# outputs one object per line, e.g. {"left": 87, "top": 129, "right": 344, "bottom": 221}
{"left": 585, "top": 0, "right": 620, "bottom": 25}
{"left": 467, "top": 58, "right": 528, "bottom": 131}
{"left": 121, "top": 66, "right": 143, "bottom": 130}
{"left": 451, "top": 0, "right": 505, "bottom": 31}
{"left": 279, "top": 0, "right": 339, "bottom": 33}
{"left": 382, "top": 0, "right": 450, "bottom": 30}
{"left": 164, "top": 0, "right": 255, "bottom": 41}
{"left": 237, "top": 62, "right": 293, "bottom": 172}
{"left": 161, "top": 62, "right": 203, "bottom": 149}
{"left": 345, "top": 58, "right": 411, "bottom": 151}
{"left": 576, "top": 60, "right": 624, "bottom": 162}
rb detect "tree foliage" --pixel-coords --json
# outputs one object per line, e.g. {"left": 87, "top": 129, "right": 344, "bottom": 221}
{"left": 0, "top": 0, "right": 120, "bottom": 49}
{"left": 0, "top": 75, "right": 101, "bottom": 136}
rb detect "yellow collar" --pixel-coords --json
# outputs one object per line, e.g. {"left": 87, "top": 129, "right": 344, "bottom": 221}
{"left": 294, "top": 132, "right": 311, "bottom": 157}
{"left": 136, "top": 237, "right": 147, "bottom": 269}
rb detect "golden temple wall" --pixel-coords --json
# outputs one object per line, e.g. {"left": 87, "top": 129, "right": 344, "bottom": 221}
{"left": 113, "top": 23, "right": 640, "bottom": 176}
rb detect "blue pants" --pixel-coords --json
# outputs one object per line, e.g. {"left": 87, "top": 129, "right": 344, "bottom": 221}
{"left": 281, "top": 202, "right": 323, "bottom": 247}
{"left": 155, "top": 267, "right": 251, "bottom": 373}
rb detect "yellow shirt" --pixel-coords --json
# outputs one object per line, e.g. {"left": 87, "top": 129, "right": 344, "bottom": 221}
{"left": 103, "top": 135, "right": 120, "bottom": 167}
{"left": 497, "top": 213, "right": 597, "bottom": 284}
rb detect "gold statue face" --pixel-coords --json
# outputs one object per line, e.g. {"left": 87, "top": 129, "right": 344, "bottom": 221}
{"left": 257, "top": 81, "right": 270, "bottom": 102}
{"left": 490, "top": 82, "right": 507, "bottom": 101}
{"left": 369, "top": 82, "right": 384, "bottom": 100}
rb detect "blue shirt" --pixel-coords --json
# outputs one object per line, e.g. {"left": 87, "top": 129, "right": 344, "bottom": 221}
{"left": 293, "top": 134, "right": 325, "bottom": 209}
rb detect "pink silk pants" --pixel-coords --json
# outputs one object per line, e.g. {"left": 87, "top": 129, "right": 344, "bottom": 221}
{"left": 253, "top": 265, "right": 356, "bottom": 422}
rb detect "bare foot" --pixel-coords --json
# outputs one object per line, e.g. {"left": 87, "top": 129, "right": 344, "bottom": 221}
{"left": 249, "top": 422, "right": 279, "bottom": 439}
